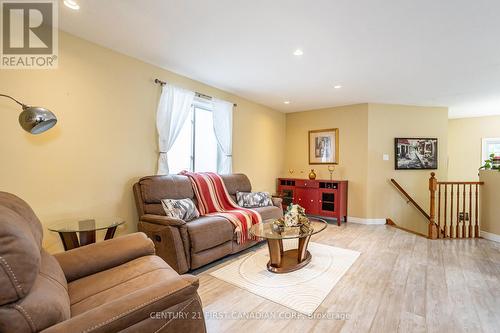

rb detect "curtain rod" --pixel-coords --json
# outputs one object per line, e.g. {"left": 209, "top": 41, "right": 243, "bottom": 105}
{"left": 154, "top": 78, "right": 237, "bottom": 107}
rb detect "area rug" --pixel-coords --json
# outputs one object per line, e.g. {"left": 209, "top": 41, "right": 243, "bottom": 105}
{"left": 209, "top": 240, "right": 360, "bottom": 315}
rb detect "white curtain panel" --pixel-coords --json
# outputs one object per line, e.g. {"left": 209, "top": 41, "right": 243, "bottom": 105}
{"left": 212, "top": 98, "right": 233, "bottom": 174}
{"left": 156, "top": 85, "right": 195, "bottom": 175}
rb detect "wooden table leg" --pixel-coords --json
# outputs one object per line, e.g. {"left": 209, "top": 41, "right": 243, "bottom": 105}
{"left": 58, "top": 232, "right": 80, "bottom": 251}
{"left": 267, "top": 239, "right": 283, "bottom": 268}
{"left": 79, "top": 230, "right": 96, "bottom": 246}
{"left": 104, "top": 226, "right": 118, "bottom": 240}
{"left": 266, "top": 237, "right": 312, "bottom": 273}
{"left": 298, "top": 235, "right": 311, "bottom": 262}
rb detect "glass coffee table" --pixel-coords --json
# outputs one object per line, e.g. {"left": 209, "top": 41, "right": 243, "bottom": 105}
{"left": 250, "top": 217, "right": 327, "bottom": 273}
{"left": 48, "top": 218, "right": 125, "bottom": 251}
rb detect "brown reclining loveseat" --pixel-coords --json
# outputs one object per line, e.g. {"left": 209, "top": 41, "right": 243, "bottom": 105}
{"left": 133, "top": 174, "right": 283, "bottom": 274}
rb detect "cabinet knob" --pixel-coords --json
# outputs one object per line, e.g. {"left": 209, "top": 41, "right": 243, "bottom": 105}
{"left": 311, "top": 199, "right": 313, "bottom": 202}
{"left": 319, "top": 200, "right": 322, "bottom": 203}
{"left": 298, "top": 198, "right": 301, "bottom": 201}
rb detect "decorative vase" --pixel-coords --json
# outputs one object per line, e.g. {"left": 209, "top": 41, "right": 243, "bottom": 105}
{"left": 308, "top": 169, "right": 316, "bottom": 180}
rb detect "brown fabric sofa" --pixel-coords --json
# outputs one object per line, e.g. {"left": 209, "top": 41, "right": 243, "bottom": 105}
{"left": 0, "top": 192, "right": 206, "bottom": 333}
{"left": 133, "top": 174, "right": 283, "bottom": 274}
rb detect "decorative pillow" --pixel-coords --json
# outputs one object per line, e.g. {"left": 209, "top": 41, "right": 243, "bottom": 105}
{"left": 236, "top": 192, "right": 273, "bottom": 208}
{"left": 161, "top": 198, "right": 199, "bottom": 221}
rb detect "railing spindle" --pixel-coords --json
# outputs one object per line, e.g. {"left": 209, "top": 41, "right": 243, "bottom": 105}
{"left": 438, "top": 184, "right": 442, "bottom": 238}
{"left": 450, "top": 184, "right": 454, "bottom": 238}
{"left": 456, "top": 184, "right": 460, "bottom": 238}
{"left": 475, "top": 184, "right": 479, "bottom": 238}
{"left": 467, "top": 184, "right": 472, "bottom": 238}
{"left": 444, "top": 184, "right": 448, "bottom": 238}
{"left": 462, "top": 184, "right": 466, "bottom": 238}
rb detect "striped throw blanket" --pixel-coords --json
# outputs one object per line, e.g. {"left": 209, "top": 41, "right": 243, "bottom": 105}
{"left": 180, "top": 171, "right": 262, "bottom": 244}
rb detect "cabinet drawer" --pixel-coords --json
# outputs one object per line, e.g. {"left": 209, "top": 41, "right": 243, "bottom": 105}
{"left": 295, "top": 180, "right": 319, "bottom": 188}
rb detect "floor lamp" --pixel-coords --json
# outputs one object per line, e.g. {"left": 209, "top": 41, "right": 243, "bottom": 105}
{"left": 0, "top": 94, "right": 57, "bottom": 134}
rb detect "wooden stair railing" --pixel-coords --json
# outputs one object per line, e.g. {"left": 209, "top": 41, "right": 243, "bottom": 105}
{"left": 391, "top": 172, "right": 484, "bottom": 239}
{"left": 390, "top": 178, "right": 430, "bottom": 220}
{"left": 432, "top": 173, "right": 484, "bottom": 239}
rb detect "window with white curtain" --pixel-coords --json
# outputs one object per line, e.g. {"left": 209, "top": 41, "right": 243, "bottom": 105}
{"left": 168, "top": 100, "right": 218, "bottom": 173}
{"left": 482, "top": 137, "right": 500, "bottom": 163}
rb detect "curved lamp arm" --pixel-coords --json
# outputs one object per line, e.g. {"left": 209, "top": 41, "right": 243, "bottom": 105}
{"left": 0, "top": 93, "right": 28, "bottom": 109}
{"left": 0, "top": 93, "right": 57, "bottom": 134}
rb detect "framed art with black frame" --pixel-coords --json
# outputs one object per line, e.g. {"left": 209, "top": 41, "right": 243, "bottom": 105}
{"left": 395, "top": 138, "right": 438, "bottom": 170}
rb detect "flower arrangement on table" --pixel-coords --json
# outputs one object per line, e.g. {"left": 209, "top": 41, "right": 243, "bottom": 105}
{"left": 273, "top": 204, "right": 311, "bottom": 231}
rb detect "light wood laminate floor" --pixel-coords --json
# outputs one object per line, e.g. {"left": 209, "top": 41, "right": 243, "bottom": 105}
{"left": 194, "top": 223, "right": 500, "bottom": 333}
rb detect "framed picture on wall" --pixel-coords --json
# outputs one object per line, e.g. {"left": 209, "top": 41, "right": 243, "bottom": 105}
{"left": 395, "top": 138, "right": 438, "bottom": 170}
{"left": 309, "top": 128, "right": 339, "bottom": 164}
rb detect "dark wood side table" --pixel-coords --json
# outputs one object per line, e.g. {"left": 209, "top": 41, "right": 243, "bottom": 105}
{"left": 48, "top": 218, "right": 125, "bottom": 251}
{"left": 250, "top": 218, "right": 327, "bottom": 273}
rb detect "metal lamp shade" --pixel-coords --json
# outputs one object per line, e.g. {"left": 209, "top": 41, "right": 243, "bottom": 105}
{"left": 18, "top": 106, "right": 57, "bottom": 134}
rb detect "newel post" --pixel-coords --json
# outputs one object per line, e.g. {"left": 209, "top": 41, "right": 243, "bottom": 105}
{"left": 428, "top": 172, "right": 438, "bottom": 239}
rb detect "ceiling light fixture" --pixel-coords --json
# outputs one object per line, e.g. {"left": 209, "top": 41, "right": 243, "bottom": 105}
{"left": 334, "top": 85, "right": 343, "bottom": 89}
{"left": 284, "top": 101, "right": 290, "bottom": 105}
{"left": 64, "top": 0, "right": 80, "bottom": 10}
{"left": 293, "top": 49, "right": 303, "bottom": 56}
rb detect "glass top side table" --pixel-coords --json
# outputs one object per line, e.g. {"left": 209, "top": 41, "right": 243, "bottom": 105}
{"left": 48, "top": 218, "right": 125, "bottom": 251}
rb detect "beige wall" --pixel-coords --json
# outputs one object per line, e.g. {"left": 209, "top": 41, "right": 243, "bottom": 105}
{"left": 448, "top": 115, "right": 500, "bottom": 181}
{"left": 479, "top": 170, "right": 500, "bottom": 237}
{"left": 284, "top": 104, "right": 369, "bottom": 218}
{"left": 367, "top": 104, "right": 449, "bottom": 234}
{"left": 0, "top": 32, "right": 285, "bottom": 252}
{"left": 285, "top": 103, "right": 448, "bottom": 234}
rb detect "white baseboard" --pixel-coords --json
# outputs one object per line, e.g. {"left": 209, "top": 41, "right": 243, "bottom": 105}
{"left": 347, "top": 216, "right": 386, "bottom": 225}
{"left": 480, "top": 230, "right": 500, "bottom": 243}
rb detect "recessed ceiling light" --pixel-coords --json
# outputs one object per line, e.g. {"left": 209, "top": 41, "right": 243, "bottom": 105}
{"left": 334, "top": 85, "right": 343, "bottom": 89}
{"left": 284, "top": 101, "right": 290, "bottom": 104}
{"left": 293, "top": 49, "right": 303, "bottom": 56}
{"left": 64, "top": 0, "right": 80, "bottom": 10}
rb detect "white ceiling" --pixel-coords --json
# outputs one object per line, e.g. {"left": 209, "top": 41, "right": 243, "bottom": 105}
{"left": 59, "top": 0, "right": 500, "bottom": 118}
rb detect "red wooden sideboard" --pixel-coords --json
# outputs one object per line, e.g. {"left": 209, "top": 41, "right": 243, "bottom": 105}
{"left": 277, "top": 178, "right": 348, "bottom": 225}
